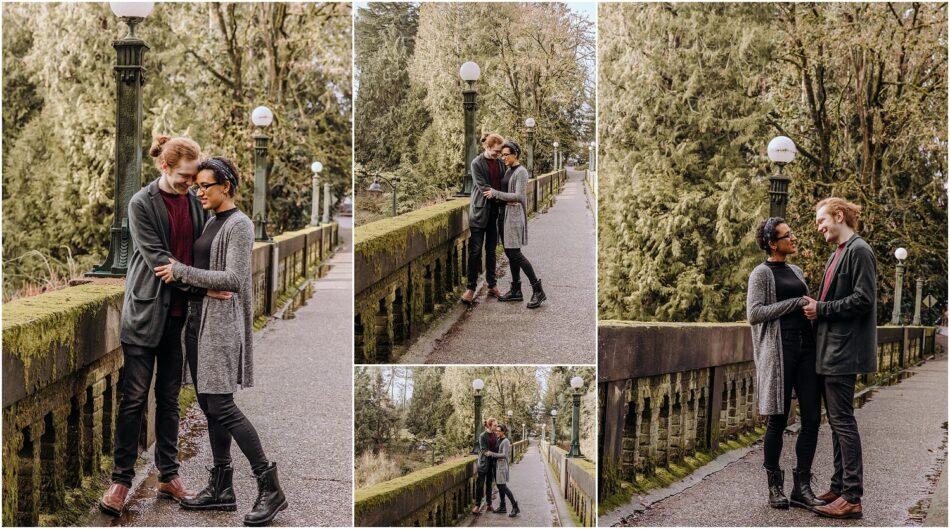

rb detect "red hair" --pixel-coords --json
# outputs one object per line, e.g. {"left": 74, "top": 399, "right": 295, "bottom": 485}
{"left": 816, "top": 197, "right": 862, "bottom": 230}
{"left": 149, "top": 135, "right": 201, "bottom": 171}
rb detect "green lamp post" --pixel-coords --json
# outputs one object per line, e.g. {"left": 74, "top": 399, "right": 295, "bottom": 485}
{"left": 251, "top": 106, "right": 274, "bottom": 242}
{"left": 912, "top": 278, "right": 924, "bottom": 325}
{"left": 89, "top": 2, "right": 154, "bottom": 277}
{"left": 890, "top": 247, "right": 908, "bottom": 324}
{"left": 766, "top": 136, "right": 797, "bottom": 218}
{"left": 470, "top": 378, "right": 484, "bottom": 454}
{"left": 458, "top": 61, "right": 480, "bottom": 197}
{"left": 567, "top": 376, "right": 584, "bottom": 457}
{"left": 310, "top": 161, "right": 323, "bottom": 227}
{"left": 525, "top": 118, "right": 536, "bottom": 174}
{"left": 550, "top": 408, "right": 558, "bottom": 445}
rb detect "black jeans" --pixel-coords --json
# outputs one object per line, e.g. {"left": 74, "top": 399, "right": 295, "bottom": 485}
{"left": 504, "top": 248, "right": 538, "bottom": 285}
{"left": 186, "top": 303, "right": 269, "bottom": 474}
{"left": 111, "top": 316, "right": 185, "bottom": 487}
{"left": 497, "top": 483, "right": 516, "bottom": 508}
{"left": 467, "top": 203, "right": 501, "bottom": 290}
{"left": 822, "top": 374, "right": 863, "bottom": 503}
{"left": 475, "top": 461, "right": 496, "bottom": 507}
{"left": 763, "top": 328, "right": 821, "bottom": 473}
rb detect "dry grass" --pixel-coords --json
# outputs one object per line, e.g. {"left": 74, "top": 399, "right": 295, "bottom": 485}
{"left": 3, "top": 248, "right": 87, "bottom": 302}
{"left": 355, "top": 450, "right": 403, "bottom": 489}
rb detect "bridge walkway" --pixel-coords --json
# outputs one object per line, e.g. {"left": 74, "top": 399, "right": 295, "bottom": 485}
{"left": 464, "top": 440, "right": 565, "bottom": 527}
{"left": 90, "top": 218, "right": 354, "bottom": 527}
{"left": 604, "top": 355, "right": 949, "bottom": 527}
{"left": 422, "top": 169, "right": 596, "bottom": 364}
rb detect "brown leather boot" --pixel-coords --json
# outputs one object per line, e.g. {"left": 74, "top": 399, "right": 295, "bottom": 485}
{"left": 486, "top": 286, "right": 502, "bottom": 298}
{"left": 98, "top": 483, "right": 130, "bottom": 517}
{"left": 814, "top": 497, "right": 862, "bottom": 519}
{"left": 816, "top": 490, "right": 840, "bottom": 503}
{"left": 157, "top": 477, "right": 192, "bottom": 502}
{"left": 461, "top": 289, "right": 476, "bottom": 305}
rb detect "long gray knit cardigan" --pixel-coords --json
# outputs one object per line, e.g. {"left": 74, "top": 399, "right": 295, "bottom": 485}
{"left": 492, "top": 164, "right": 529, "bottom": 249}
{"left": 746, "top": 262, "right": 809, "bottom": 415}
{"left": 488, "top": 437, "right": 512, "bottom": 485}
{"left": 172, "top": 211, "right": 255, "bottom": 394}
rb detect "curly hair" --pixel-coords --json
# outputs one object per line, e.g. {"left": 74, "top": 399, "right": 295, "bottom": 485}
{"left": 197, "top": 156, "right": 240, "bottom": 197}
{"left": 755, "top": 217, "right": 786, "bottom": 256}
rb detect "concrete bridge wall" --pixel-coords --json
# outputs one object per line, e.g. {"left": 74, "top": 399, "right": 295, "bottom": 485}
{"left": 597, "top": 322, "right": 936, "bottom": 492}
{"left": 354, "top": 170, "right": 567, "bottom": 363}
{"left": 1, "top": 223, "right": 339, "bottom": 526}
{"left": 539, "top": 440, "right": 597, "bottom": 526}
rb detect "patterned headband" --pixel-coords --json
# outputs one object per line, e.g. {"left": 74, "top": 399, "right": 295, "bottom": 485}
{"left": 205, "top": 158, "right": 238, "bottom": 190}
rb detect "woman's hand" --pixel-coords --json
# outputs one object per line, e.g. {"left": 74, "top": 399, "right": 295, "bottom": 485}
{"left": 483, "top": 188, "right": 494, "bottom": 199}
{"left": 206, "top": 289, "right": 233, "bottom": 300}
{"left": 154, "top": 259, "right": 178, "bottom": 284}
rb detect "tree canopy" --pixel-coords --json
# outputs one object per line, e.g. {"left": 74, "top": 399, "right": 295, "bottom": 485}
{"left": 2, "top": 2, "right": 352, "bottom": 298}
{"left": 598, "top": 2, "right": 947, "bottom": 324}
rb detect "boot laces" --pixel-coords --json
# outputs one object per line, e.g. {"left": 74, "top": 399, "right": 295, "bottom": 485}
{"left": 252, "top": 473, "right": 267, "bottom": 508}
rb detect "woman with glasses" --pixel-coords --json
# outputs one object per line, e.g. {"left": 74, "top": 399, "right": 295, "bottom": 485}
{"left": 746, "top": 217, "right": 825, "bottom": 512}
{"left": 153, "top": 157, "right": 287, "bottom": 526}
{"left": 483, "top": 141, "right": 546, "bottom": 308}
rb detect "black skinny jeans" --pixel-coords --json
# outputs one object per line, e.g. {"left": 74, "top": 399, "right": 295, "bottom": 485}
{"left": 762, "top": 328, "right": 821, "bottom": 473}
{"left": 504, "top": 248, "right": 537, "bottom": 286}
{"left": 112, "top": 316, "right": 186, "bottom": 487}
{"left": 497, "top": 483, "right": 517, "bottom": 508}
{"left": 467, "top": 203, "right": 501, "bottom": 290}
{"left": 186, "top": 303, "right": 269, "bottom": 474}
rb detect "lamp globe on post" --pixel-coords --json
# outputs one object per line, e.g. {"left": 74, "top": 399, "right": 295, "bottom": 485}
{"left": 550, "top": 408, "right": 558, "bottom": 445}
{"left": 366, "top": 174, "right": 399, "bottom": 218}
{"left": 309, "top": 161, "right": 323, "bottom": 226}
{"left": 470, "top": 378, "right": 485, "bottom": 454}
{"left": 89, "top": 2, "right": 155, "bottom": 277}
{"left": 567, "top": 376, "right": 584, "bottom": 457}
{"left": 766, "top": 135, "right": 797, "bottom": 218}
{"left": 525, "top": 117, "right": 536, "bottom": 174}
{"left": 891, "top": 247, "right": 908, "bottom": 324}
{"left": 251, "top": 106, "right": 274, "bottom": 241}
{"left": 553, "top": 141, "right": 560, "bottom": 172}
{"left": 458, "top": 61, "right": 481, "bottom": 196}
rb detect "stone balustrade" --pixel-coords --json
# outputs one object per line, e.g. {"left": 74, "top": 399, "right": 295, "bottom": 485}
{"left": 354, "top": 456, "right": 478, "bottom": 527}
{"left": 597, "top": 322, "right": 936, "bottom": 492}
{"left": 539, "top": 440, "right": 597, "bottom": 526}
{"left": 354, "top": 170, "right": 567, "bottom": 363}
{"left": 2, "top": 223, "right": 339, "bottom": 526}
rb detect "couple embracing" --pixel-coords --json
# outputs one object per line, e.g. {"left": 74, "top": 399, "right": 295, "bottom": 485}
{"left": 747, "top": 197, "right": 877, "bottom": 520}
{"left": 98, "top": 136, "right": 287, "bottom": 526}
{"left": 461, "top": 133, "right": 547, "bottom": 309}
{"left": 472, "top": 417, "right": 520, "bottom": 518}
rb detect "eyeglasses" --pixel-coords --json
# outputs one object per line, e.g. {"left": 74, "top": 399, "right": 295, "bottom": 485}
{"left": 190, "top": 182, "right": 222, "bottom": 193}
{"left": 775, "top": 231, "right": 795, "bottom": 241}
{"left": 501, "top": 152, "right": 515, "bottom": 158}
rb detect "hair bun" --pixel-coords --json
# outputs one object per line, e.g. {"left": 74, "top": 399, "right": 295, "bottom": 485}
{"left": 149, "top": 135, "right": 171, "bottom": 157}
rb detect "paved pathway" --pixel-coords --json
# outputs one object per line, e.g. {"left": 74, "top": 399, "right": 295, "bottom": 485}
{"left": 423, "top": 169, "right": 596, "bottom": 365}
{"left": 465, "top": 441, "right": 560, "bottom": 527}
{"left": 606, "top": 355, "right": 949, "bottom": 527}
{"left": 96, "top": 219, "right": 353, "bottom": 527}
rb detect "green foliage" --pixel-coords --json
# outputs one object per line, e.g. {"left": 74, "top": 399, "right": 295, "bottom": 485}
{"left": 2, "top": 3, "right": 352, "bottom": 297}
{"left": 354, "top": 2, "right": 594, "bottom": 221}
{"left": 354, "top": 367, "right": 401, "bottom": 454}
{"left": 598, "top": 2, "right": 948, "bottom": 323}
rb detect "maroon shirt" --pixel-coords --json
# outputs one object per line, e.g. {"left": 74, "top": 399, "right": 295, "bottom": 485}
{"left": 159, "top": 189, "right": 194, "bottom": 317}
{"left": 487, "top": 159, "right": 502, "bottom": 191}
{"left": 819, "top": 243, "right": 847, "bottom": 302}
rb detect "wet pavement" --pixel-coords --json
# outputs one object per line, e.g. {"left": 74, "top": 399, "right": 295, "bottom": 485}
{"left": 423, "top": 169, "right": 597, "bottom": 365}
{"left": 90, "top": 219, "right": 354, "bottom": 527}
{"left": 464, "top": 441, "right": 560, "bottom": 527}
{"left": 605, "top": 355, "right": 949, "bottom": 527}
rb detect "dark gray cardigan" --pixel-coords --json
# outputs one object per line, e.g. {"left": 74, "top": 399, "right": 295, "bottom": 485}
{"left": 468, "top": 154, "right": 505, "bottom": 229}
{"left": 121, "top": 179, "right": 208, "bottom": 347}
{"left": 172, "top": 211, "right": 255, "bottom": 394}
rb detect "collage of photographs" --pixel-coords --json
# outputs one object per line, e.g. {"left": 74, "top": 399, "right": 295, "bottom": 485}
{"left": 0, "top": 1, "right": 947, "bottom": 528}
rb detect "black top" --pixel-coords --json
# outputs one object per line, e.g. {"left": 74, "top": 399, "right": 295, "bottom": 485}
{"left": 189, "top": 207, "right": 238, "bottom": 301}
{"left": 765, "top": 260, "right": 809, "bottom": 330}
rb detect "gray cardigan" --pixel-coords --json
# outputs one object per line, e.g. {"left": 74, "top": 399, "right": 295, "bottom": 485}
{"left": 487, "top": 437, "right": 512, "bottom": 485}
{"left": 746, "top": 262, "right": 808, "bottom": 415}
{"left": 172, "top": 211, "right": 255, "bottom": 394}
{"left": 492, "top": 164, "right": 529, "bottom": 249}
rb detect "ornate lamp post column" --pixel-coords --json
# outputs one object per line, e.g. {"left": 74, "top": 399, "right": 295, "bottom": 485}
{"left": 251, "top": 106, "right": 274, "bottom": 241}
{"left": 550, "top": 408, "right": 558, "bottom": 445}
{"left": 568, "top": 376, "right": 584, "bottom": 457}
{"left": 912, "top": 278, "right": 924, "bottom": 325}
{"left": 310, "top": 161, "right": 323, "bottom": 226}
{"left": 522, "top": 422, "right": 527, "bottom": 441}
{"left": 890, "top": 247, "right": 908, "bottom": 324}
{"left": 89, "top": 2, "right": 154, "bottom": 277}
{"left": 322, "top": 183, "right": 332, "bottom": 223}
{"left": 553, "top": 142, "right": 560, "bottom": 173}
{"left": 766, "top": 136, "right": 797, "bottom": 218}
{"left": 458, "top": 61, "right": 481, "bottom": 196}
{"left": 470, "top": 378, "right": 485, "bottom": 454}
{"left": 525, "top": 118, "right": 536, "bottom": 174}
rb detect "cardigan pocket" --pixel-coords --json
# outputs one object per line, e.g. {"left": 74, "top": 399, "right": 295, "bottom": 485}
{"left": 824, "top": 329, "right": 853, "bottom": 369}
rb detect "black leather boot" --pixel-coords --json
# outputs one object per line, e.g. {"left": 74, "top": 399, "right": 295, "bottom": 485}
{"left": 508, "top": 501, "right": 520, "bottom": 517}
{"left": 790, "top": 469, "right": 826, "bottom": 510}
{"left": 243, "top": 463, "right": 288, "bottom": 526}
{"left": 181, "top": 465, "right": 237, "bottom": 511}
{"left": 526, "top": 279, "right": 546, "bottom": 309}
{"left": 766, "top": 469, "right": 789, "bottom": 509}
{"left": 499, "top": 281, "right": 523, "bottom": 302}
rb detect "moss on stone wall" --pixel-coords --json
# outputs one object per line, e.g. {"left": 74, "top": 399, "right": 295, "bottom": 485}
{"left": 354, "top": 456, "right": 476, "bottom": 523}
